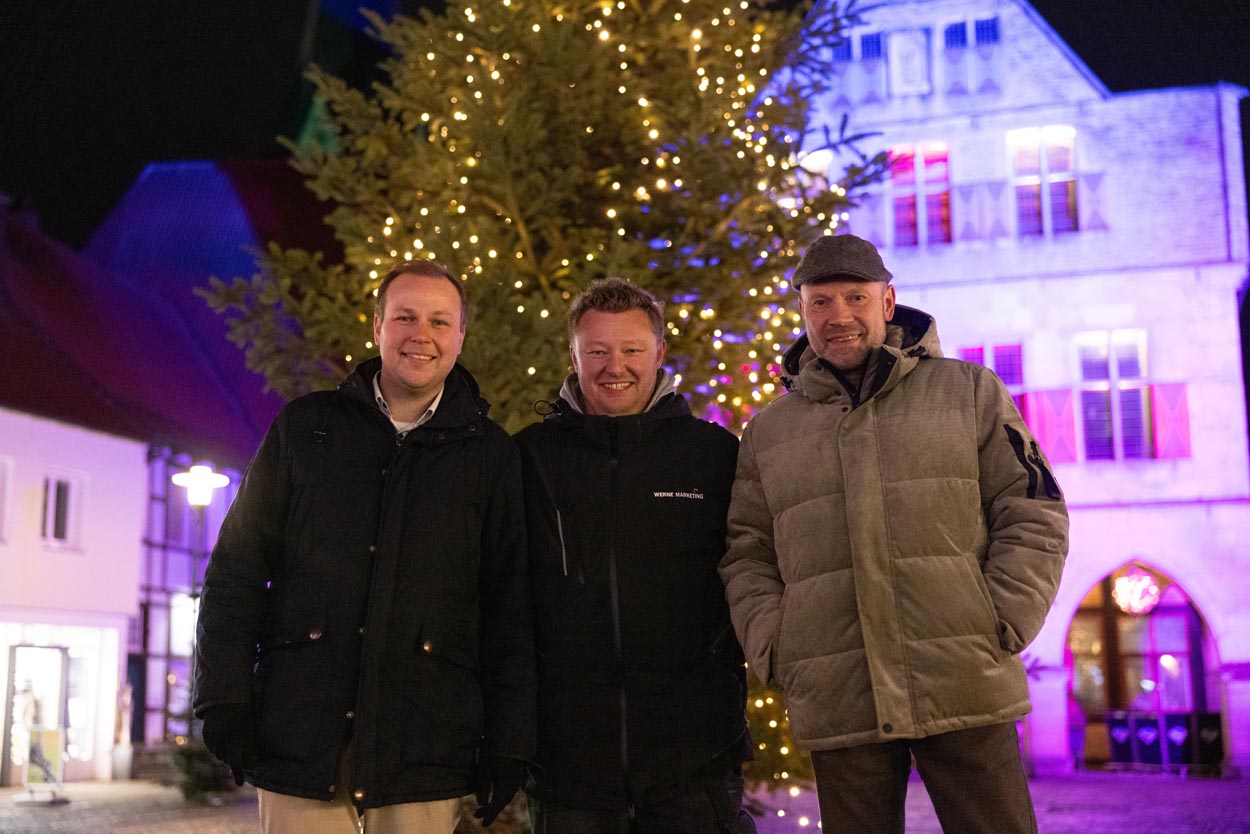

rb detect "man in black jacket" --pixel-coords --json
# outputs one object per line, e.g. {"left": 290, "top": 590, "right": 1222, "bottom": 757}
{"left": 193, "top": 260, "right": 534, "bottom": 833}
{"left": 515, "top": 277, "right": 754, "bottom": 834}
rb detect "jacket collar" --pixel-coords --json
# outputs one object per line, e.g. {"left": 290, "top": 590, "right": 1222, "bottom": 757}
{"left": 340, "top": 357, "right": 490, "bottom": 430}
{"left": 780, "top": 305, "right": 943, "bottom": 405}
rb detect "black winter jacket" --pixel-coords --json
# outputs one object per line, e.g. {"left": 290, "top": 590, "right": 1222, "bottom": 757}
{"left": 193, "top": 358, "right": 535, "bottom": 807}
{"left": 514, "top": 384, "right": 749, "bottom": 810}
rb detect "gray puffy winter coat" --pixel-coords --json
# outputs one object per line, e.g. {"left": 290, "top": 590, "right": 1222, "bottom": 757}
{"left": 720, "top": 306, "right": 1067, "bottom": 751}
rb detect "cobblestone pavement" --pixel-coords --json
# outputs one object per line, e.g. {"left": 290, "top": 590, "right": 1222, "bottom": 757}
{"left": 2, "top": 771, "right": 1248, "bottom": 834}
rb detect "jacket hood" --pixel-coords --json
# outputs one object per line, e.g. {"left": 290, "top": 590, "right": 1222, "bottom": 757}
{"left": 340, "top": 356, "right": 491, "bottom": 427}
{"left": 781, "top": 304, "right": 942, "bottom": 390}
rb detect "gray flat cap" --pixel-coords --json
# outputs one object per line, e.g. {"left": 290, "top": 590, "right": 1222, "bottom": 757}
{"left": 791, "top": 234, "right": 893, "bottom": 287}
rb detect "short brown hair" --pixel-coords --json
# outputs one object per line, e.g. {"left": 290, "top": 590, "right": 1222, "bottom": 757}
{"left": 375, "top": 259, "right": 469, "bottom": 330}
{"left": 568, "top": 276, "right": 665, "bottom": 342}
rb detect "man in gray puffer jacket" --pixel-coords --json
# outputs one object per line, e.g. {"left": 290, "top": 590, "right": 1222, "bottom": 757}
{"left": 719, "top": 234, "right": 1067, "bottom": 834}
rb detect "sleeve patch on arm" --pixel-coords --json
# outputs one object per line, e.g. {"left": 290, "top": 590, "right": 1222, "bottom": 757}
{"left": 1003, "top": 424, "right": 1063, "bottom": 501}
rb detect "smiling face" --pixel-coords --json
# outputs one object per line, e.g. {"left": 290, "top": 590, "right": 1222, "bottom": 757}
{"left": 373, "top": 272, "right": 466, "bottom": 408}
{"left": 798, "top": 278, "right": 896, "bottom": 373}
{"left": 571, "top": 308, "right": 667, "bottom": 416}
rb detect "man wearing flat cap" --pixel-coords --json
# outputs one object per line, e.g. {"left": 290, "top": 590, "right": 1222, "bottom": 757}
{"left": 719, "top": 234, "right": 1068, "bottom": 834}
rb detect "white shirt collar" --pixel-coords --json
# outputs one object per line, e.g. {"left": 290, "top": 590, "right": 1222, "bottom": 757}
{"left": 373, "top": 372, "right": 444, "bottom": 437}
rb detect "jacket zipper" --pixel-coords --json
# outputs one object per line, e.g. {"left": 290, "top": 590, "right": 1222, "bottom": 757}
{"left": 350, "top": 427, "right": 402, "bottom": 802}
{"left": 556, "top": 507, "right": 568, "bottom": 577}
{"left": 606, "top": 422, "right": 633, "bottom": 815}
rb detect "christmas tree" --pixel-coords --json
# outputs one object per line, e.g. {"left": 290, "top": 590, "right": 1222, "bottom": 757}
{"left": 203, "top": 0, "right": 886, "bottom": 800}
{"left": 205, "top": 0, "right": 886, "bottom": 435}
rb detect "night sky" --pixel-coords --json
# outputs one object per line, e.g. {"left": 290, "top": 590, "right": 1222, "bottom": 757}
{"left": 2, "top": 0, "right": 1249, "bottom": 248}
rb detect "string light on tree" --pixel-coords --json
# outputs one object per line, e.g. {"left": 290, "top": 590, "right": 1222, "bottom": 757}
{"left": 205, "top": 2, "right": 889, "bottom": 797}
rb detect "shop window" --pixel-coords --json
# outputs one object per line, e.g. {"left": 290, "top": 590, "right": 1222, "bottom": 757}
{"left": 1008, "top": 126, "right": 1078, "bottom": 238}
{"left": 888, "top": 142, "right": 951, "bottom": 248}
{"left": 40, "top": 472, "right": 83, "bottom": 548}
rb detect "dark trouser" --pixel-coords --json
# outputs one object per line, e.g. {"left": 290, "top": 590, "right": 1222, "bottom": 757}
{"left": 527, "top": 772, "right": 757, "bottom": 834}
{"left": 810, "top": 721, "right": 1037, "bottom": 834}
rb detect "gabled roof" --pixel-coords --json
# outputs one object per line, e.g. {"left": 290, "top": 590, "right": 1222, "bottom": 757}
{"left": 0, "top": 211, "right": 267, "bottom": 467}
{"left": 1017, "top": 0, "right": 1109, "bottom": 98}
{"left": 78, "top": 158, "right": 344, "bottom": 464}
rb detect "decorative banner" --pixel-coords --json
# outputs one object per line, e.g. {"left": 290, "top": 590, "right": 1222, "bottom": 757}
{"left": 888, "top": 30, "right": 933, "bottom": 96}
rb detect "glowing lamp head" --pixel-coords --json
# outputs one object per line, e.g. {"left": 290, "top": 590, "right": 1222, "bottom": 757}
{"left": 172, "top": 464, "right": 230, "bottom": 507}
{"left": 1111, "top": 567, "right": 1162, "bottom": 615}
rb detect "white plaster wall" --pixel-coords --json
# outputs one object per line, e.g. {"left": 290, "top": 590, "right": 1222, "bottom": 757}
{"left": 901, "top": 260, "right": 1250, "bottom": 502}
{"left": 0, "top": 407, "right": 145, "bottom": 618}
{"left": 1026, "top": 501, "right": 1250, "bottom": 773}
{"left": 842, "top": 86, "right": 1243, "bottom": 284}
{"left": 0, "top": 407, "right": 145, "bottom": 782}
{"left": 810, "top": 0, "right": 1106, "bottom": 127}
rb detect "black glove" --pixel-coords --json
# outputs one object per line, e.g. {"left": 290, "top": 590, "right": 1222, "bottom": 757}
{"left": 472, "top": 755, "right": 527, "bottom": 826}
{"left": 199, "top": 703, "right": 257, "bottom": 787}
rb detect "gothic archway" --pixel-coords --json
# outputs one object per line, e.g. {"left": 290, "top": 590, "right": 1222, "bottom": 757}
{"left": 1065, "top": 561, "right": 1223, "bottom": 771}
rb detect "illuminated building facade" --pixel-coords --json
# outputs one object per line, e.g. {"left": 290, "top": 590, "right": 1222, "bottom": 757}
{"left": 812, "top": 0, "right": 1250, "bottom": 776}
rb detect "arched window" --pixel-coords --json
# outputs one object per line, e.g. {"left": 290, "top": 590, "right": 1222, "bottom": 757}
{"left": 1069, "top": 564, "right": 1213, "bottom": 716}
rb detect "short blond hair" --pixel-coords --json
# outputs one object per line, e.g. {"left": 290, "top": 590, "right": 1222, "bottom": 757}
{"left": 568, "top": 276, "right": 664, "bottom": 341}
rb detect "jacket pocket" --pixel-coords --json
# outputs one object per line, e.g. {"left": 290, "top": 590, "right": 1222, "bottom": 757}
{"left": 252, "top": 622, "right": 331, "bottom": 761}
{"left": 966, "top": 559, "right": 1006, "bottom": 658}
{"left": 415, "top": 623, "right": 480, "bottom": 674}
{"left": 397, "top": 623, "right": 483, "bottom": 766}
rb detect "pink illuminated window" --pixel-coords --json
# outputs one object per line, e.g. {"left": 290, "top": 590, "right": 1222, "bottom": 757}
{"left": 959, "top": 343, "right": 1022, "bottom": 386}
{"left": 1077, "top": 330, "right": 1159, "bottom": 461}
{"left": 889, "top": 142, "right": 951, "bottom": 248}
{"left": 1009, "top": 126, "right": 1078, "bottom": 237}
{"left": 960, "top": 343, "right": 1026, "bottom": 416}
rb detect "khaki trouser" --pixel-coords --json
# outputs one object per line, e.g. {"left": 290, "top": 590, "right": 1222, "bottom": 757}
{"left": 257, "top": 745, "right": 462, "bottom": 834}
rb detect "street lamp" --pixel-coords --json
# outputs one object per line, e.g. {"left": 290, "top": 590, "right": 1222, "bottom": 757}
{"left": 170, "top": 463, "right": 230, "bottom": 596}
{"left": 171, "top": 464, "right": 230, "bottom": 508}
{"left": 169, "top": 463, "right": 231, "bottom": 742}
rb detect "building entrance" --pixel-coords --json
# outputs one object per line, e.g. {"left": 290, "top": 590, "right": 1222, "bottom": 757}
{"left": 1066, "top": 562, "right": 1223, "bottom": 772}
{"left": 1, "top": 645, "right": 69, "bottom": 787}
